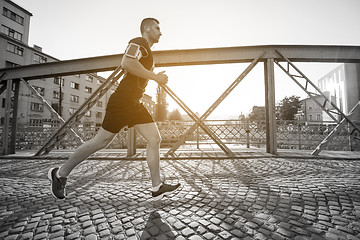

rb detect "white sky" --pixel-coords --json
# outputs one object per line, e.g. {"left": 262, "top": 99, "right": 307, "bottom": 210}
{"left": 12, "top": 0, "right": 360, "bottom": 118}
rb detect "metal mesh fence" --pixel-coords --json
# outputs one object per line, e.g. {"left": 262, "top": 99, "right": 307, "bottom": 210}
{"left": 1, "top": 120, "right": 359, "bottom": 151}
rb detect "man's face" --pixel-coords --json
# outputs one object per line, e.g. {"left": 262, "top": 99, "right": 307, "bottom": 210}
{"left": 148, "top": 21, "right": 162, "bottom": 43}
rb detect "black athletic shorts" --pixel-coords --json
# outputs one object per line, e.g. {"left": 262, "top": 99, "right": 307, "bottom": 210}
{"left": 101, "top": 93, "right": 154, "bottom": 133}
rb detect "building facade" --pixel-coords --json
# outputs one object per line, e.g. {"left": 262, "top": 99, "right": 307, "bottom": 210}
{"left": 317, "top": 63, "right": 360, "bottom": 121}
{"left": 297, "top": 92, "right": 336, "bottom": 123}
{"left": 297, "top": 63, "right": 360, "bottom": 124}
{"left": 0, "top": 0, "right": 155, "bottom": 130}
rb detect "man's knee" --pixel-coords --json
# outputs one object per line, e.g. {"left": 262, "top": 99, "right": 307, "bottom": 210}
{"left": 147, "top": 133, "right": 161, "bottom": 146}
{"left": 92, "top": 130, "right": 115, "bottom": 149}
{"left": 98, "top": 138, "right": 112, "bottom": 149}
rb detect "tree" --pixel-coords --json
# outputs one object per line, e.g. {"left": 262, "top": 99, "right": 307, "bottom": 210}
{"left": 248, "top": 106, "right": 266, "bottom": 120}
{"left": 155, "top": 86, "right": 168, "bottom": 121}
{"left": 168, "top": 109, "right": 182, "bottom": 121}
{"left": 278, "top": 95, "right": 301, "bottom": 120}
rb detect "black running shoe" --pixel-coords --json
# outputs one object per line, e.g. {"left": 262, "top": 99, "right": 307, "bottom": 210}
{"left": 48, "top": 167, "right": 67, "bottom": 199}
{"left": 152, "top": 182, "right": 181, "bottom": 200}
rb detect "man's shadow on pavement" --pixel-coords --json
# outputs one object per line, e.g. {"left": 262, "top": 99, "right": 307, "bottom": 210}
{"left": 140, "top": 211, "right": 175, "bottom": 240}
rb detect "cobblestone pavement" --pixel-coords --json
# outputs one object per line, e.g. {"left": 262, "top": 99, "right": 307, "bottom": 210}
{"left": 0, "top": 157, "right": 360, "bottom": 240}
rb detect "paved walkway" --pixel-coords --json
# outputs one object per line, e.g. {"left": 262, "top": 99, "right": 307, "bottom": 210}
{"left": 0, "top": 150, "right": 360, "bottom": 239}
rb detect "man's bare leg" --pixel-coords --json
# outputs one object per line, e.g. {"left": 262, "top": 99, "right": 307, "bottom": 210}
{"left": 58, "top": 127, "right": 116, "bottom": 177}
{"left": 134, "top": 122, "right": 180, "bottom": 199}
{"left": 49, "top": 127, "right": 116, "bottom": 199}
{"left": 134, "top": 122, "right": 162, "bottom": 187}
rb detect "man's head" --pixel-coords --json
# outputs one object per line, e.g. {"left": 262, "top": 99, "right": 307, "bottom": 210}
{"left": 140, "top": 18, "right": 162, "bottom": 44}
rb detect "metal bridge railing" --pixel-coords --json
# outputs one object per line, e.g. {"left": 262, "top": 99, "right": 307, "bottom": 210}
{"left": 1, "top": 120, "right": 358, "bottom": 152}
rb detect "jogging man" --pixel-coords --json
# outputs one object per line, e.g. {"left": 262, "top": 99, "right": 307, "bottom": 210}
{"left": 48, "top": 18, "right": 180, "bottom": 200}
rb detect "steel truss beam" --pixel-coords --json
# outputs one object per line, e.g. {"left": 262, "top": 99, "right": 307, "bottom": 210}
{"left": 20, "top": 78, "right": 84, "bottom": 144}
{"left": 274, "top": 50, "right": 360, "bottom": 155}
{"left": 312, "top": 101, "right": 360, "bottom": 155}
{"left": 35, "top": 67, "right": 125, "bottom": 156}
{"left": 35, "top": 66, "right": 234, "bottom": 157}
{"left": 1, "top": 45, "right": 359, "bottom": 156}
{"left": 161, "top": 84, "right": 234, "bottom": 157}
{"left": 164, "top": 52, "right": 265, "bottom": 157}
{"left": 1, "top": 45, "right": 360, "bottom": 81}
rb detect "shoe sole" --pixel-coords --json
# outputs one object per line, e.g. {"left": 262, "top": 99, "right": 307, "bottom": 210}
{"left": 151, "top": 184, "right": 181, "bottom": 201}
{"left": 48, "top": 168, "right": 56, "bottom": 198}
{"left": 48, "top": 168, "right": 65, "bottom": 199}
{"left": 152, "top": 192, "right": 167, "bottom": 201}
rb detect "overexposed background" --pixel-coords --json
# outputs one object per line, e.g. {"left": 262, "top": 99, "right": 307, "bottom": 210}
{"left": 13, "top": 0, "right": 360, "bottom": 118}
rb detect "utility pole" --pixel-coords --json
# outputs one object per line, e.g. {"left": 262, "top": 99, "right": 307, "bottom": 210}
{"left": 58, "top": 77, "right": 63, "bottom": 117}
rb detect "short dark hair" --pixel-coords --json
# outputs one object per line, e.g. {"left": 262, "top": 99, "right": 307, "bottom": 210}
{"left": 140, "top": 18, "right": 159, "bottom": 34}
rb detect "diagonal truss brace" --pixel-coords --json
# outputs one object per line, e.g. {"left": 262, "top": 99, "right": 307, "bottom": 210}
{"left": 161, "top": 84, "right": 234, "bottom": 157}
{"left": 0, "top": 82, "right": 7, "bottom": 95}
{"left": 165, "top": 52, "right": 265, "bottom": 157}
{"left": 34, "top": 62, "right": 234, "bottom": 156}
{"left": 274, "top": 50, "right": 360, "bottom": 153}
{"left": 20, "top": 78, "right": 84, "bottom": 145}
{"left": 35, "top": 66, "right": 125, "bottom": 156}
{"left": 0, "top": 73, "right": 8, "bottom": 95}
{"left": 312, "top": 100, "right": 360, "bottom": 155}
{"left": 0, "top": 72, "right": 7, "bottom": 83}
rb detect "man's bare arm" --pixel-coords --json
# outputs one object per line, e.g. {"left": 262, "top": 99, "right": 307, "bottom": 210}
{"left": 121, "top": 56, "right": 168, "bottom": 85}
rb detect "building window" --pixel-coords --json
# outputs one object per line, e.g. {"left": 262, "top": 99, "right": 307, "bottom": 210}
{"left": 53, "top": 90, "right": 62, "bottom": 99}
{"left": 96, "top": 112, "right": 103, "bottom": 118}
{"left": 86, "top": 75, "right": 93, "bottom": 82}
{"left": 34, "top": 53, "right": 47, "bottom": 63}
{"left": 54, "top": 77, "right": 64, "bottom": 85}
{"left": 69, "top": 108, "right": 77, "bottom": 115}
{"left": 51, "top": 103, "right": 61, "bottom": 114}
{"left": 85, "top": 111, "right": 91, "bottom": 117}
{"left": 5, "top": 61, "right": 20, "bottom": 68}
{"left": 71, "top": 82, "right": 79, "bottom": 90}
{"left": 96, "top": 101, "right": 103, "bottom": 108}
{"left": 85, "top": 86, "right": 92, "bottom": 93}
{"left": 7, "top": 42, "right": 23, "bottom": 56}
{"left": 309, "top": 115, "right": 312, "bottom": 121}
{"left": 32, "top": 86, "right": 45, "bottom": 96}
{"left": 316, "top": 114, "right": 321, "bottom": 121}
{"left": 1, "top": 98, "right": 5, "bottom": 108}
{"left": 70, "top": 95, "right": 79, "bottom": 103}
{"left": 29, "top": 119, "right": 43, "bottom": 127}
{"left": 30, "top": 102, "right": 44, "bottom": 112}
{"left": 2, "top": 7, "right": 24, "bottom": 25}
{"left": 1, "top": 25, "right": 23, "bottom": 41}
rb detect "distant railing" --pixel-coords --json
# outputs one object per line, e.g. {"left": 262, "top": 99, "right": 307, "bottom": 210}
{"left": 0, "top": 120, "right": 359, "bottom": 152}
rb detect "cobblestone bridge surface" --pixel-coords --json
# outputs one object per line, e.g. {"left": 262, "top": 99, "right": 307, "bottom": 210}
{"left": 0, "top": 157, "right": 360, "bottom": 240}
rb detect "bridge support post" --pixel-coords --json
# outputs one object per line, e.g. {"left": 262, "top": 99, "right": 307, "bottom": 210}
{"left": 2, "top": 79, "right": 13, "bottom": 155}
{"left": 264, "top": 58, "right": 277, "bottom": 154}
{"left": 9, "top": 79, "right": 20, "bottom": 153}
{"left": 127, "top": 127, "right": 136, "bottom": 157}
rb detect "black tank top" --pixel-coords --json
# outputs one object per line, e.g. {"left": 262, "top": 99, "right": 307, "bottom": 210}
{"left": 115, "top": 37, "right": 154, "bottom": 100}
